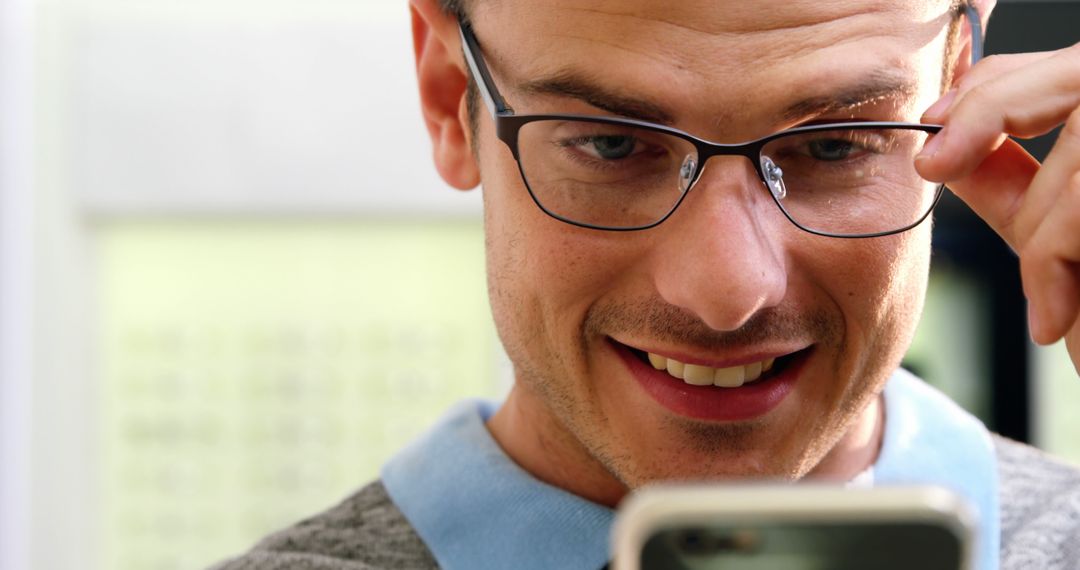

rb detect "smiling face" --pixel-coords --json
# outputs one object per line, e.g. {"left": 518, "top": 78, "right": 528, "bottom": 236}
{"left": 416, "top": 0, "right": 967, "bottom": 505}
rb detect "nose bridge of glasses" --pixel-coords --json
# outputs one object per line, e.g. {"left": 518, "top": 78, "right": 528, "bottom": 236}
{"left": 680, "top": 151, "right": 775, "bottom": 220}
{"left": 687, "top": 140, "right": 770, "bottom": 196}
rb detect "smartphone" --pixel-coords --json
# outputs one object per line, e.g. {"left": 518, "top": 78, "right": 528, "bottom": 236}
{"left": 611, "top": 485, "right": 976, "bottom": 570}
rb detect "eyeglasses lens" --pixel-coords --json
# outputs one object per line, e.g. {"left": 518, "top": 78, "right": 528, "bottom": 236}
{"left": 515, "top": 120, "right": 940, "bottom": 236}
{"left": 760, "top": 127, "right": 940, "bottom": 236}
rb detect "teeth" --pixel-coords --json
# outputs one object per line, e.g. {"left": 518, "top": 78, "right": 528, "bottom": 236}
{"left": 683, "top": 364, "right": 715, "bottom": 386}
{"left": 646, "top": 352, "right": 781, "bottom": 388}
{"left": 713, "top": 365, "right": 745, "bottom": 388}
{"left": 745, "top": 361, "right": 763, "bottom": 382}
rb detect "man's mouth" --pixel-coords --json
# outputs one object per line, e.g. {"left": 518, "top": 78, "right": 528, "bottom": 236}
{"left": 626, "top": 347, "right": 796, "bottom": 389}
{"left": 612, "top": 340, "right": 807, "bottom": 421}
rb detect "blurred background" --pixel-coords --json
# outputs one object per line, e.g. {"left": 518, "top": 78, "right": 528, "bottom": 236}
{"left": 1, "top": 0, "right": 1078, "bottom": 569}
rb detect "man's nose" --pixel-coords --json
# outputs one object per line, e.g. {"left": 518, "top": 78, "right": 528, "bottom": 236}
{"left": 652, "top": 158, "right": 789, "bottom": 332}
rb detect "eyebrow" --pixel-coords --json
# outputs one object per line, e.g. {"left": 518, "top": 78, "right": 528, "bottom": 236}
{"left": 517, "top": 71, "right": 676, "bottom": 125}
{"left": 780, "top": 69, "right": 919, "bottom": 122}
{"left": 515, "top": 68, "right": 917, "bottom": 127}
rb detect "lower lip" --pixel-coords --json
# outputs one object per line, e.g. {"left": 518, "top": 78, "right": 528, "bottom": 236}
{"left": 611, "top": 340, "right": 806, "bottom": 422}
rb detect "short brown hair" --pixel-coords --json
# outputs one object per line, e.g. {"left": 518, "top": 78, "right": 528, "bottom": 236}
{"left": 439, "top": 0, "right": 469, "bottom": 19}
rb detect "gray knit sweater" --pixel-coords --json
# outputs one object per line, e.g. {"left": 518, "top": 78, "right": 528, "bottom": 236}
{"left": 212, "top": 436, "right": 1080, "bottom": 569}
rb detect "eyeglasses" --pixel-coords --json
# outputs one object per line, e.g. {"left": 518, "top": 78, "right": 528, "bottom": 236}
{"left": 458, "top": 5, "right": 983, "bottom": 238}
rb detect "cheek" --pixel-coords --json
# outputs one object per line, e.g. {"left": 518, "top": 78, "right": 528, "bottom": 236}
{"left": 807, "top": 224, "right": 932, "bottom": 359}
{"left": 480, "top": 133, "right": 639, "bottom": 369}
{"left": 485, "top": 216, "right": 639, "bottom": 347}
{"left": 867, "top": 228, "right": 932, "bottom": 330}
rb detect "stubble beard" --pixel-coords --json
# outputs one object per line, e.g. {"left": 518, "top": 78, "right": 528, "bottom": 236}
{"left": 501, "top": 295, "right": 886, "bottom": 490}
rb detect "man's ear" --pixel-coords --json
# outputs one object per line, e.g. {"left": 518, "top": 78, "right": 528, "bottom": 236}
{"left": 949, "top": 0, "right": 997, "bottom": 86}
{"left": 411, "top": 0, "right": 481, "bottom": 190}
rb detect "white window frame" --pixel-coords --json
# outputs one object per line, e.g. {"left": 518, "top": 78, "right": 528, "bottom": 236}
{"left": 0, "top": 0, "right": 35, "bottom": 568}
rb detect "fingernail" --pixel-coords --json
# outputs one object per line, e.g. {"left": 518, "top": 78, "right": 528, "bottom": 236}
{"left": 1027, "top": 303, "right": 1043, "bottom": 344}
{"left": 1026, "top": 302, "right": 1058, "bottom": 346}
{"left": 917, "top": 127, "right": 947, "bottom": 161}
{"left": 923, "top": 89, "right": 957, "bottom": 122}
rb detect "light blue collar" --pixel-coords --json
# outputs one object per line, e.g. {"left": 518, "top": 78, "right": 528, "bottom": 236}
{"left": 382, "top": 369, "right": 999, "bottom": 570}
{"left": 382, "top": 399, "right": 614, "bottom": 569}
{"left": 877, "top": 369, "right": 1000, "bottom": 570}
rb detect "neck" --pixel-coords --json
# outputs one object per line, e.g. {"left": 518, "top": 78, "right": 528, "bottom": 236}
{"left": 805, "top": 393, "right": 885, "bottom": 481}
{"left": 487, "top": 386, "right": 630, "bottom": 506}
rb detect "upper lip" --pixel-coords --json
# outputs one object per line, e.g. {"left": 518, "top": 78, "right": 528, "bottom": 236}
{"left": 613, "top": 337, "right": 810, "bottom": 369}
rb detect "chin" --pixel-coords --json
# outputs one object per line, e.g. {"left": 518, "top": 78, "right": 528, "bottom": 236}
{"left": 594, "top": 409, "right": 828, "bottom": 488}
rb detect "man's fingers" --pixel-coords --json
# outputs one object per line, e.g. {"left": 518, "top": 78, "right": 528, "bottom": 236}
{"left": 923, "top": 52, "right": 1057, "bottom": 123}
{"left": 1020, "top": 172, "right": 1080, "bottom": 344}
{"left": 916, "top": 45, "right": 1080, "bottom": 183}
{"left": 940, "top": 138, "right": 1040, "bottom": 251}
{"left": 947, "top": 108, "right": 1080, "bottom": 342}
{"left": 918, "top": 42, "right": 1080, "bottom": 362}
{"left": 1011, "top": 107, "right": 1080, "bottom": 251}
{"left": 1025, "top": 259, "right": 1080, "bottom": 345}
{"left": 1020, "top": 108, "right": 1080, "bottom": 344}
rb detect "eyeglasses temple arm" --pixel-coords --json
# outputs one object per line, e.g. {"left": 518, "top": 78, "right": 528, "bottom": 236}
{"left": 458, "top": 21, "right": 511, "bottom": 117}
{"left": 964, "top": 2, "right": 984, "bottom": 64}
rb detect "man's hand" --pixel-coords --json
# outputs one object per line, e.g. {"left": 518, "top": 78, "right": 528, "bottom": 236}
{"left": 915, "top": 45, "right": 1080, "bottom": 374}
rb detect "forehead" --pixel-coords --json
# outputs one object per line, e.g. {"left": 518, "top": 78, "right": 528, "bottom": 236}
{"left": 472, "top": 0, "right": 952, "bottom": 134}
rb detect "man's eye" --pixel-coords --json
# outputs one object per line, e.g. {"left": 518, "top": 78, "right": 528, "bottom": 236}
{"left": 807, "top": 139, "right": 857, "bottom": 161}
{"left": 571, "top": 135, "right": 640, "bottom": 160}
{"left": 591, "top": 136, "right": 637, "bottom": 159}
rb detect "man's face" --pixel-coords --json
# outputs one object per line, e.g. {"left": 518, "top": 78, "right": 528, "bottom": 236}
{"left": 472, "top": 0, "right": 951, "bottom": 487}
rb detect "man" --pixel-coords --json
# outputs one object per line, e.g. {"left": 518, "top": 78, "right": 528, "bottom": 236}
{"left": 214, "top": 0, "right": 1080, "bottom": 568}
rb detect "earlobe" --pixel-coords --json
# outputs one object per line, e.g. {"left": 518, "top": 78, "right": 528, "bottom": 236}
{"left": 411, "top": 0, "right": 481, "bottom": 190}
